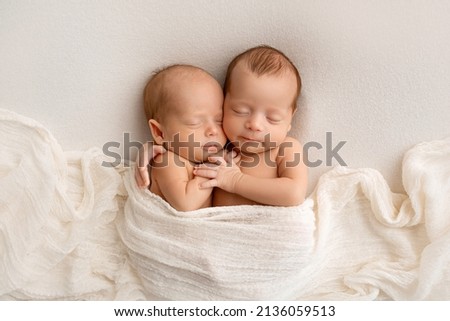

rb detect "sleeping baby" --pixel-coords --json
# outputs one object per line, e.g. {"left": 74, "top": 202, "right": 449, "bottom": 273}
{"left": 194, "top": 45, "right": 307, "bottom": 206}
{"left": 142, "top": 64, "right": 227, "bottom": 211}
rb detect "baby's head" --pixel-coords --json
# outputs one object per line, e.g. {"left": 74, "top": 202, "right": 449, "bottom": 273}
{"left": 223, "top": 45, "right": 301, "bottom": 153}
{"left": 144, "top": 64, "right": 226, "bottom": 163}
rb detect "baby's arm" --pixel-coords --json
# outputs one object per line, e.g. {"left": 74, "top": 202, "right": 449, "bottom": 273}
{"left": 153, "top": 152, "right": 214, "bottom": 211}
{"left": 135, "top": 142, "right": 166, "bottom": 188}
{"left": 194, "top": 138, "right": 307, "bottom": 206}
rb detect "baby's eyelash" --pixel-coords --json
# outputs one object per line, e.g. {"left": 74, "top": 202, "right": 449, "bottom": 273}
{"left": 186, "top": 122, "right": 201, "bottom": 128}
{"left": 267, "top": 117, "right": 282, "bottom": 123}
{"left": 233, "top": 109, "right": 249, "bottom": 115}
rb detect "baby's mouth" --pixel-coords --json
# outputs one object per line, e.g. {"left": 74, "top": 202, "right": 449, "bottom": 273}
{"left": 240, "top": 136, "right": 260, "bottom": 142}
{"left": 235, "top": 136, "right": 270, "bottom": 154}
{"left": 202, "top": 142, "right": 222, "bottom": 153}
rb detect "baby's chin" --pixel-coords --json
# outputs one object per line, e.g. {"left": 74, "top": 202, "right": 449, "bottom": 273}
{"left": 233, "top": 141, "right": 268, "bottom": 155}
{"left": 199, "top": 149, "right": 226, "bottom": 163}
{"left": 181, "top": 149, "right": 225, "bottom": 164}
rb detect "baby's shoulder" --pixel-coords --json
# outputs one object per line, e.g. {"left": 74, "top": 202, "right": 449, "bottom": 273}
{"left": 279, "top": 136, "right": 302, "bottom": 152}
{"left": 276, "top": 137, "right": 307, "bottom": 174}
{"left": 275, "top": 136, "right": 303, "bottom": 164}
{"left": 152, "top": 150, "right": 189, "bottom": 169}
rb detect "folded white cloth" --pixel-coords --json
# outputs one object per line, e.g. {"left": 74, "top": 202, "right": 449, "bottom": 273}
{"left": 118, "top": 172, "right": 315, "bottom": 300}
{"left": 0, "top": 109, "right": 139, "bottom": 300}
{"left": 1, "top": 108, "right": 449, "bottom": 300}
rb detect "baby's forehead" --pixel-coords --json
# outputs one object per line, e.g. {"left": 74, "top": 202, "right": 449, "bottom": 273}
{"left": 235, "top": 60, "right": 296, "bottom": 81}
{"left": 166, "top": 75, "right": 219, "bottom": 110}
{"left": 167, "top": 72, "right": 215, "bottom": 99}
{"left": 163, "top": 66, "right": 210, "bottom": 83}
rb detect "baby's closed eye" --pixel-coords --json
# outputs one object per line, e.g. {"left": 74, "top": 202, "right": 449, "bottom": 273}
{"left": 186, "top": 122, "right": 202, "bottom": 128}
{"left": 267, "top": 117, "right": 282, "bottom": 123}
{"left": 267, "top": 114, "right": 283, "bottom": 123}
{"left": 232, "top": 106, "right": 250, "bottom": 115}
{"left": 182, "top": 117, "right": 202, "bottom": 127}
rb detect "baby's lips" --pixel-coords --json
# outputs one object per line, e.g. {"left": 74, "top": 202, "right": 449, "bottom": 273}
{"left": 202, "top": 142, "right": 223, "bottom": 153}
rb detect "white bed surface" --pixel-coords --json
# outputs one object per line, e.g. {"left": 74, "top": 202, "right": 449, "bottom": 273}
{"left": 1, "top": 1, "right": 450, "bottom": 194}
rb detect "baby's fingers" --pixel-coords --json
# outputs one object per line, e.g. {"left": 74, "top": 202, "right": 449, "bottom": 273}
{"left": 208, "top": 156, "right": 227, "bottom": 166}
{"left": 193, "top": 167, "right": 218, "bottom": 179}
{"left": 224, "top": 149, "right": 240, "bottom": 164}
{"left": 199, "top": 179, "right": 218, "bottom": 189}
{"left": 152, "top": 144, "right": 167, "bottom": 157}
{"left": 135, "top": 167, "right": 150, "bottom": 188}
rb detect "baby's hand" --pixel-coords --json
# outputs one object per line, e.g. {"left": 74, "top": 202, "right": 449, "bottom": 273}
{"left": 135, "top": 142, "right": 166, "bottom": 189}
{"left": 223, "top": 148, "right": 241, "bottom": 164}
{"left": 209, "top": 147, "right": 240, "bottom": 164}
{"left": 193, "top": 156, "right": 243, "bottom": 192}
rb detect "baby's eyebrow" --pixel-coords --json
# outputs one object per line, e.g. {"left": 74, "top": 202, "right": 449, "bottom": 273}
{"left": 185, "top": 113, "right": 203, "bottom": 117}
{"left": 230, "top": 97, "right": 252, "bottom": 104}
{"left": 180, "top": 115, "right": 201, "bottom": 121}
{"left": 267, "top": 104, "right": 291, "bottom": 112}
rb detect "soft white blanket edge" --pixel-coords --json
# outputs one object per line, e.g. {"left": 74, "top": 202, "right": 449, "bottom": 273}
{"left": 1, "top": 109, "right": 449, "bottom": 300}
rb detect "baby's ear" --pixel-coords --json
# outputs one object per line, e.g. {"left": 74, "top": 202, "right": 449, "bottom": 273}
{"left": 148, "top": 119, "right": 164, "bottom": 145}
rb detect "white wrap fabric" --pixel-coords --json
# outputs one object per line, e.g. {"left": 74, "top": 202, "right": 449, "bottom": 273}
{"left": 1, "top": 109, "right": 449, "bottom": 300}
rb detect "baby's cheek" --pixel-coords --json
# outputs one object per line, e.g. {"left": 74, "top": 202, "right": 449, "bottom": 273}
{"left": 223, "top": 122, "right": 237, "bottom": 139}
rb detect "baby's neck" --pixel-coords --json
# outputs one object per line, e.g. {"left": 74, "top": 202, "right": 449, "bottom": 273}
{"left": 167, "top": 150, "right": 199, "bottom": 166}
{"left": 238, "top": 148, "right": 278, "bottom": 168}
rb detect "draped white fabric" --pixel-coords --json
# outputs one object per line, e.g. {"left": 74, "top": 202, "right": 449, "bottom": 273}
{"left": 1, "top": 109, "right": 449, "bottom": 300}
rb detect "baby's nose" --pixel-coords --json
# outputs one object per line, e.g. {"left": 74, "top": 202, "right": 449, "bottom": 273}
{"left": 205, "top": 123, "right": 219, "bottom": 136}
{"left": 246, "top": 115, "right": 264, "bottom": 131}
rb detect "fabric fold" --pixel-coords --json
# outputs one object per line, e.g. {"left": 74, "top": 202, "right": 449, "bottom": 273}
{"left": 1, "top": 109, "right": 449, "bottom": 300}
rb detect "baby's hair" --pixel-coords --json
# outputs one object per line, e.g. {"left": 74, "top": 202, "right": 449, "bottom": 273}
{"left": 224, "top": 45, "right": 302, "bottom": 110}
{"left": 144, "top": 64, "right": 210, "bottom": 122}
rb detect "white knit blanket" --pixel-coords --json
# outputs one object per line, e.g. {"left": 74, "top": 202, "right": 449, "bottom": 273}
{"left": 1, "top": 109, "right": 449, "bottom": 300}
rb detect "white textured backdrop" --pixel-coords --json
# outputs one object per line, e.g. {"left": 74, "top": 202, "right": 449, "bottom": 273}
{"left": 1, "top": 0, "right": 449, "bottom": 194}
